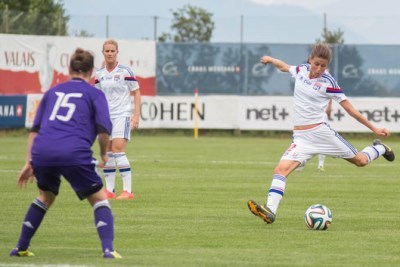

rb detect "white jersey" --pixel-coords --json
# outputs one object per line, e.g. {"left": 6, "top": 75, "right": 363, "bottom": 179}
{"left": 95, "top": 64, "right": 140, "bottom": 118}
{"left": 289, "top": 64, "right": 346, "bottom": 126}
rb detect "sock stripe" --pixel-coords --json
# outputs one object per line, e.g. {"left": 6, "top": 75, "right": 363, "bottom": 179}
{"left": 33, "top": 198, "right": 48, "bottom": 212}
{"left": 269, "top": 188, "right": 284, "bottom": 196}
{"left": 372, "top": 146, "right": 380, "bottom": 157}
{"left": 93, "top": 200, "right": 111, "bottom": 211}
{"left": 273, "top": 174, "right": 286, "bottom": 182}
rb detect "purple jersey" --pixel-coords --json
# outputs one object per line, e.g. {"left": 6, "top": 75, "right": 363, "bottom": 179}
{"left": 31, "top": 78, "right": 112, "bottom": 166}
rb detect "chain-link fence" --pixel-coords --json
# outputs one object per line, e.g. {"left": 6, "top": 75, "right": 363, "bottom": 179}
{"left": 66, "top": 14, "right": 400, "bottom": 44}
{"left": 2, "top": 10, "right": 400, "bottom": 44}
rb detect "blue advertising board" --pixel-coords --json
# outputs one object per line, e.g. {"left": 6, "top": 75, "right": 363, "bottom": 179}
{"left": 0, "top": 95, "right": 27, "bottom": 128}
{"left": 157, "top": 43, "right": 400, "bottom": 97}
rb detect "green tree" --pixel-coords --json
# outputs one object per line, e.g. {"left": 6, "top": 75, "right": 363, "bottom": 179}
{"left": 316, "top": 28, "right": 345, "bottom": 44}
{"left": 73, "top": 29, "right": 94, "bottom": 38}
{"left": 0, "top": 0, "right": 69, "bottom": 35}
{"left": 159, "top": 4, "right": 215, "bottom": 43}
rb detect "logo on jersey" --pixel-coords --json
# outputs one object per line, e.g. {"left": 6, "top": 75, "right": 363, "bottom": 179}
{"left": 313, "top": 82, "right": 322, "bottom": 91}
{"left": 114, "top": 74, "right": 121, "bottom": 81}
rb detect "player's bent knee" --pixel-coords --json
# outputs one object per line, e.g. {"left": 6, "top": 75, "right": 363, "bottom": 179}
{"left": 353, "top": 158, "right": 369, "bottom": 167}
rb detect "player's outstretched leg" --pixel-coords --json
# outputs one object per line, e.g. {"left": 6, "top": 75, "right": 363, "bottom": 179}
{"left": 10, "top": 198, "right": 47, "bottom": 257}
{"left": 373, "top": 139, "right": 395, "bottom": 161}
{"left": 247, "top": 200, "right": 276, "bottom": 224}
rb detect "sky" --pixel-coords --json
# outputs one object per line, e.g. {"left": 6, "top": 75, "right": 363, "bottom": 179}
{"left": 62, "top": 0, "right": 400, "bottom": 45}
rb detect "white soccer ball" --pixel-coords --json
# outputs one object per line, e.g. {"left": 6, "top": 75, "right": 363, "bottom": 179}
{"left": 304, "top": 204, "right": 332, "bottom": 230}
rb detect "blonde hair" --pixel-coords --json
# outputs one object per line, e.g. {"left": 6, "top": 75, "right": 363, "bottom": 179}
{"left": 309, "top": 43, "right": 332, "bottom": 63}
{"left": 102, "top": 39, "right": 118, "bottom": 51}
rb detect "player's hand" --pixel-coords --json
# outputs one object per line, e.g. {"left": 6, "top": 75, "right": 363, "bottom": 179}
{"left": 131, "top": 115, "right": 140, "bottom": 130}
{"left": 260, "top": 56, "right": 272, "bottom": 65}
{"left": 375, "top": 127, "right": 390, "bottom": 137}
{"left": 17, "top": 163, "right": 34, "bottom": 188}
{"left": 98, "top": 154, "right": 109, "bottom": 168}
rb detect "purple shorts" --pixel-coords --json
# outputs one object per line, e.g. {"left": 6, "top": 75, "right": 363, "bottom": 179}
{"left": 32, "top": 164, "right": 103, "bottom": 200}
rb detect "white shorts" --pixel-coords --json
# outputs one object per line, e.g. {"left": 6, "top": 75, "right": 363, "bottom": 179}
{"left": 281, "top": 123, "right": 357, "bottom": 167}
{"left": 111, "top": 116, "right": 131, "bottom": 141}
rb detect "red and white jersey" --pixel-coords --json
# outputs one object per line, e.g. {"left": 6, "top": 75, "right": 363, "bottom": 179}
{"left": 94, "top": 64, "right": 140, "bottom": 118}
{"left": 289, "top": 64, "right": 347, "bottom": 126}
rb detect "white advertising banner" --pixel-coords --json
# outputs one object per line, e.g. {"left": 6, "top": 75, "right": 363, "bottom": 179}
{"left": 25, "top": 95, "right": 400, "bottom": 132}
{"left": 140, "top": 96, "right": 400, "bottom": 132}
{"left": 0, "top": 34, "right": 156, "bottom": 95}
{"left": 25, "top": 94, "right": 43, "bottom": 127}
{"left": 140, "top": 96, "right": 240, "bottom": 129}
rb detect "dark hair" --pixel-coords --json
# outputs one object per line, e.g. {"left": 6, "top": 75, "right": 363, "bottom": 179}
{"left": 70, "top": 48, "right": 94, "bottom": 74}
{"left": 309, "top": 43, "right": 332, "bottom": 63}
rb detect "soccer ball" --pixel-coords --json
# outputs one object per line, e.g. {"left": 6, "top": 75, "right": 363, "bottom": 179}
{"left": 304, "top": 204, "right": 332, "bottom": 230}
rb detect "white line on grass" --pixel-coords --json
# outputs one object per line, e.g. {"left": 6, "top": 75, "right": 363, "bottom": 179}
{"left": 135, "top": 158, "right": 277, "bottom": 165}
{"left": 0, "top": 264, "right": 93, "bottom": 267}
{"left": 0, "top": 169, "right": 19, "bottom": 173}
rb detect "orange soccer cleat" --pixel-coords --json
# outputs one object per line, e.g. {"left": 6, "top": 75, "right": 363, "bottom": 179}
{"left": 116, "top": 190, "right": 134, "bottom": 200}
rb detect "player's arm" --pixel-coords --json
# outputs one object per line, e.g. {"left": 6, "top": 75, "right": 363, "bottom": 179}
{"left": 17, "top": 95, "right": 46, "bottom": 188}
{"left": 325, "top": 99, "right": 333, "bottom": 118}
{"left": 260, "top": 56, "right": 290, "bottom": 72}
{"left": 17, "top": 131, "right": 37, "bottom": 188}
{"left": 339, "top": 99, "right": 389, "bottom": 137}
{"left": 97, "top": 131, "right": 110, "bottom": 168}
{"left": 93, "top": 90, "right": 112, "bottom": 167}
{"left": 131, "top": 89, "right": 141, "bottom": 130}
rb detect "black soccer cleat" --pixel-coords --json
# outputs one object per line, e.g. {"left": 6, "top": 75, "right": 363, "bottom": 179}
{"left": 247, "top": 200, "right": 276, "bottom": 224}
{"left": 373, "top": 139, "right": 395, "bottom": 162}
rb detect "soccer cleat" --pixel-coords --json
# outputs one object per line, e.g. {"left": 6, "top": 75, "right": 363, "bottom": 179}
{"left": 106, "top": 190, "right": 116, "bottom": 199}
{"left": 247, "top": 200, "right": 276, "bottom": 224}
{"left": 10, "top": 248, "right": 35, "bottom": 257}
{"left": 318, "top": 166, "right": 325, "bottom": 172}
{"left": 103, "top": 250, "right": 122, "bottom": 259}
{"left": 116, "top": 190, "right": 134, "bottom": 200}
{"left": 373, "top": 139, "right": 395, "bottom": 162}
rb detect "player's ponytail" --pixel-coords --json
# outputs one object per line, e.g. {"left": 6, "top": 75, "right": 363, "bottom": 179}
{"left": 70, "top": 48, "right": 94, "bottom": 74}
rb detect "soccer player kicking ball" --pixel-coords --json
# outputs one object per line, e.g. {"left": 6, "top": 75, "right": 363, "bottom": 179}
{"left": 10, "top": 48, "right": 121, "bottom": 259}
{"left": 248, "top": 43, "right": 395, "bottom": 224}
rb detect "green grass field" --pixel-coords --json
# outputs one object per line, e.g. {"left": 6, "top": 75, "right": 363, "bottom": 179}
{"left": 1, "top": 133, "right": 399, "bottom": 266}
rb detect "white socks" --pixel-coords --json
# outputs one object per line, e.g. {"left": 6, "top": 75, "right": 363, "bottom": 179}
{"left": 266, "top": 174, "right": 287, "bottom": 214}
{"left": 114, "top": 152, "right": 132, "bottom": 193}
{"left": 362, "top": 145, "right": 385, "bottom": 164}
{"left": 104, "top": 152, "right": 116, "bottom": 193}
